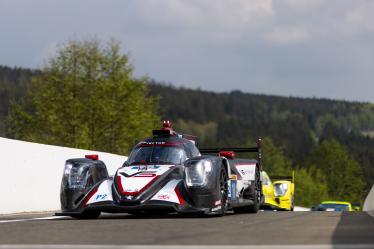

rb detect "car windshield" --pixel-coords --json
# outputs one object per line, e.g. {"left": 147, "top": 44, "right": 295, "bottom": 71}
{"left": 126, "top": 146, "right": 187, "bottom": 165}
{"left": 319, "top": 203, "right": 349, "bottom": 211}
{"left": 261, "top": 173, "right": 271, "bottom": 185}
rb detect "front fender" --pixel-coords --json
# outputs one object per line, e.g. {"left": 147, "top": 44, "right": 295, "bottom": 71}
{"left": 60, "top": 158, "right": 109, "bottom": 212}
{"left": 183, "top": 156, "right": 223, "bottom": 208}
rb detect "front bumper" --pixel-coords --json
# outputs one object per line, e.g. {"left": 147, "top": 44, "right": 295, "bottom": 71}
{"left": 55, "top": 199, "right": 211, "bottom": 216}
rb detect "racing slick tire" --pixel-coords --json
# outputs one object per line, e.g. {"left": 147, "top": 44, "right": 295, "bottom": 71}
{"left": 208, "top": 166, "right": 229, "bottom": 217}
{"left": 70, "top": 210, "right": 101, "bottom": 219}
{"left": 218, "top": 166, "right": 229, "bottom": 216}
{"left": 233, "top": 166, "right": 261, "bottom": 214}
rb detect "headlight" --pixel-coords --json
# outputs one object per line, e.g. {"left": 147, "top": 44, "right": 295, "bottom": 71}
{"left": 274, "top": 183, "right": 288, "bottom": 197}
{"left": 63, "top": 162, "right": 90, "bottom": 189}
{"left": 185, "top": 160, "right": 212, "bottom": 186}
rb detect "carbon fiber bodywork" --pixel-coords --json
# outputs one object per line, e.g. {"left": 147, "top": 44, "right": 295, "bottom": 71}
{"left": 57, "top": 158, "right": 223, "bottom": 216}
{"left": 57, "top": 122, "right": 262, "bottom": 218}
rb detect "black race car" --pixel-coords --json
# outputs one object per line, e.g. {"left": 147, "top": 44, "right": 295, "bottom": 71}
{"left": 56, "top": 121, "right": 263, "bottom": 218}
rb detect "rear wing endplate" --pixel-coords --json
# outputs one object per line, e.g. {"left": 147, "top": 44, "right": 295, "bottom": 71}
{"left": 270, "top": 171, "right": 295, "bottom": 183}
{"left": 199, "top": 138, "right": 263, "bottom": 170}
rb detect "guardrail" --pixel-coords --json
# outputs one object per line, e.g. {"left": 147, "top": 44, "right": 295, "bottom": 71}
{"left": 0, "top": 137, "right": 126, "bottom": 214}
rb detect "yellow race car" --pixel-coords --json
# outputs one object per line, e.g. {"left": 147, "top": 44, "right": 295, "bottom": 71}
{"left": 312, "top": 201, "right": 353, "bottom": 211}
{"left": 261, "top": 171, "right": 295, "bottom": 211}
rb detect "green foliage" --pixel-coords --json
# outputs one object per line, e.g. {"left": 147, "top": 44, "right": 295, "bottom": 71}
{"left": 173, "top": 119, "right": 217, "bottom": 146}
{"left": 294, "top": 167, "right": 329, "bottom": 207}
{"left": 7, "top": 38, "right": 159, "bottom": 154}
{"left": 307, "top": 140, "right": 367, "bottom": 203}
{"left": 262, "top": 137, "right": 292, "bottom": 175}
{"left": 0, "top": 66, "right": 36, "bottom": 135}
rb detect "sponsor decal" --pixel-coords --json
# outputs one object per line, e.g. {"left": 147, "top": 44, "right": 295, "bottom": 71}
{"left": 131, "top": 166, "right": 160, "bottom": 170}
{"left": 157, "top": 194, "right": 170, "bottom": 200}
{"left": 230, "top": 175, "right": 238, "bottom": 180}
{"left": 95, "top": 194, "right": 108, "bottom": 201}
{"left": 228, "top": 180, "right": 231, "bottom": 198}
{"left": 237, "top": 168, "right": 255, "bottom": 176}
{"left": 143, "top": 141, "right": 166, "bottom": 145}
{"left": 230, "top": 180, "right": 237, "bottom": 201}
{"left": 215, "top": 200, "right": 221, "bottom": 206}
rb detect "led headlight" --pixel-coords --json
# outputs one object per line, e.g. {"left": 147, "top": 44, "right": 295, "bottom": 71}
{"left": 185, "top": 160, "right": 212, "bottom": 186}
{"left": 63, "top": 162, "right": 90, "bottom": 189}
{"left": 274, "top": 183, "right": 288, "bottom": 197}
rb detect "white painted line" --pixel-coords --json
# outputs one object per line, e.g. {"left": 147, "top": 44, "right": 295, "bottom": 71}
{"left": 1, "top": 245, "right": 374, "bottom": 249}
{"left": 0, "top": 216, "right": 66, "bottom": 224}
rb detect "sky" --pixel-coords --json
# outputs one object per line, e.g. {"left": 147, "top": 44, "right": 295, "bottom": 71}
{"left": 0, "top": 0, "right": 373, "bottom": 102}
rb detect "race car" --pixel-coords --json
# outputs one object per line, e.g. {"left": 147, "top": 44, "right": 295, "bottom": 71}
{"left": 312, "top": 201, "right": 353, "bottom": 211}
{"left": 261, "top": 171, "right": 295, "bottom": 211}
{"left": 56, "top": 120, "right": 263, "bottom": 218}
{"left": 260, "top": 171, "right": 278, "bottom": 209}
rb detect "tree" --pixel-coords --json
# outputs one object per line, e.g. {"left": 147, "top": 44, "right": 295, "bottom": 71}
{"left": 307, "top": 139, "right": 367, "bottom": 203}
{"left": 8, "top": 38, "right": 159, "bottom": 154}
{"left": 262, "top": 137, "right": 292, "bottom": 175}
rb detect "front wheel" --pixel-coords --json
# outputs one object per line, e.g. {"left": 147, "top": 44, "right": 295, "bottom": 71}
{"left": 211, "top": 167, "right": 228, "bottom": 216}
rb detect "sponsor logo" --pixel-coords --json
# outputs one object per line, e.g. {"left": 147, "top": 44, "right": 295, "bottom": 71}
{"left": 157, "top": 194, "right": 170, "bottom": 200}
{"left": 95, "top": 194, "right": 107, "bottom": 200}
{"left": 230, "top": 175, "right": 238, "bottom": 180}
{"left": 131, "top": 166, "right": 160, "bottom": 170}
{"left": 215, "top": 200, "right": 221, "bottom": 206}
{"left": 144, "top": 141, "right": 166, "bottom": 145}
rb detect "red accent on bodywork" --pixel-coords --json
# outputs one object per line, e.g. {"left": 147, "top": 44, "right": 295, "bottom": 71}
{"left": 83, "top": 187, "right": 99, "bottom": 206}
{"left": 134, "top": 173, "right": 157, "bottom": 178}
{"left": 116, "top": 175, "right": 160, "bottom": 196}
{"left": 174, "top": 186, "right": 185, "bottom": 205}
{"left": 85, "top": 155, "right": 99, "bottom": 160}
{"left": 219, "top": 151, "right": 235, "bottom": 159}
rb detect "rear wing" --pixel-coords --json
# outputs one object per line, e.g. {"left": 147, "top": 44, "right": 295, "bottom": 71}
{"left": 270, "top": 171, "right": 295, "bottom": 183}
{"left": 199, "top": 138, "right": 262, "bottom": 170}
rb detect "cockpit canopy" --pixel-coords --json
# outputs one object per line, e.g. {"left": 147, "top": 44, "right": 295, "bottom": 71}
{"left": 126, "top": 145, "right": 187, "bottom": 165}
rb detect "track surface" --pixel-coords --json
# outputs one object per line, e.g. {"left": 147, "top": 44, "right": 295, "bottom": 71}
{"left": 0, "top": 211, "right": 374, "bottom": 246}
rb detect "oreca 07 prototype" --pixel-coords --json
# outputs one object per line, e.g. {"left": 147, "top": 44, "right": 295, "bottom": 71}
{"left": 56, "top": 121, "right": 263, "bottom": 218}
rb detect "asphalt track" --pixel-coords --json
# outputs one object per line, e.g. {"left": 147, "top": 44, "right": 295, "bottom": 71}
{"left": 0, "top": 211, "right": 374, "bottom": 248}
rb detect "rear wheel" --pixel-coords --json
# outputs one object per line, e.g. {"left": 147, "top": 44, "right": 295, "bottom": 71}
{"left": 233, "top": 167, "right": 261, "bottom": 213}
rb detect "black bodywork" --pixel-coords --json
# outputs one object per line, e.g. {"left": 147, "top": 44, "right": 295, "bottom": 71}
{"left": 57, "top": 122, "right": 263, "bottom": 218}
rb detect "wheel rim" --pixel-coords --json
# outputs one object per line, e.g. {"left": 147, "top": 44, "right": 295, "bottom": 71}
{"left": 255, "top": 169, "right": 261, "bottom": 204}
{"left": 220, "top": 169, "right": 228, "bottom": 212}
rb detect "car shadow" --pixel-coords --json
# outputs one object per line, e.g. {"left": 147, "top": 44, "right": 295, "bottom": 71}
{"left": 331, "top": 211, "right": 374, "bottom": 246}
{"left": 54, "top": 212, "right": 236, "bottom": 220}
